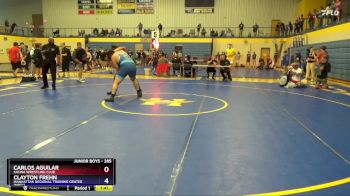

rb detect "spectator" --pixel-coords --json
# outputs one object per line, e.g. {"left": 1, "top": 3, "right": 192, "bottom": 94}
{"left": 85, "top": 48, "right": 93, "bottom": 72}
{"left": 257, "top": 57, "right": 265, "bottom": 69}
{"left": 151, "top": 53, "right": 158, "bottom": 75}
{"left": 157, "top": 53, "right": 170, "bottom": 77}
{"left": 276, "top": 22, "right": 280, "bottom": 37}
{"left": 266, "top": 56, "right": 273, "bottom": 69}
{"left": 171, "top": 54, "right": 181, "bottom": 76}
{"left": 214, "top": 30, "right": 219, "bottom": 37}
{"left": 201, "top": 27, "right": 206, "bottom": 37}
{"left": 252, "top": 52, "right": 257, "bottom": 68}
{"left": 93, "top": 28, "right": 99, "bottom": 36}
{"left": 273, "top": 53, "right": 278, "bottom": 68}
{"left": 310, "top": 10, "right": 316, "bottom": 30}
{"left": 19, "top": 43, "right": 28, "bottom": 74}
{"left": 253, "top": 23, "right": 259, "bottom": 37}
{"left": 331, "top": 0, "right": 337, "bottom": 23}
{"left": 210, "top": 29, "right": 215, "bottom": 37}
{"left": 10, "top": 22, "right": 17, "bottom": 34}
{"left": 72, "top": 42, "right": 87, "bottom": 82}
{"left": 24, "top": 45, "right": 31, "bottom": 76}
{"left": 207, "top": 56, "right": 217, "bottom": 80}
{"left": 305, "top": 47, "right": 317, "bottom": 84}
{"left": 5, "top": 19, "right": 9, "bottom": 27}
{"left": 197, "top": 24, "right": 201, "bottom": 36}
{"left": 227, "top": 28, "right": 233, "bottom": 37}
{"left": 282, "top": 51, "right": 290, "bottom": 69}
{"left": 32, "top": 43, "right": 43, "bottom": 79}
{"left": 100, "top": 50, "right": 107, "bottom": 69}
{"left": 158, "top": 23, "right": 163, "bottom": 37}
{"left": 110, "top": 29, "right": 115, "bottom": 37}
{"left": 316, "top": 46, "right": 330, "bottom": 89}
{"left": 137, "top": 22, "right": 143, "bottom": 37}
{"left": 246, "top": 51, "right": 251, "bottom": 67}
{"left": 116, "top": 28, "right": 122, "bottom": 37}
{"left": 239, "top": 22, "right": 244, "bottom": 37}
{"left": 235, "top": 52, "right": 241, "bottom": 67}
{"left": 285, "top": 23, "right": 289, "bottom": 37}
{"left": 300, "top": 14, "right": 305, "bottom": 32}
{"left": 289, "top": 22, "right": 293, "bottom": 36}
{"left": 317, "top": 6, "right": 324, "bottom": 27}
{"left": 8, "top": 42, "right": 21, "bottom": 77}
{"left": 4, "top": 19, "right": 10, "bottom": 33}
{"left": 183, "top": 55, "right": 193, "bottom": 77}
{"left": 294, "top": 19, "right": 298, "bottom": 34}
{"left": 336, "top": 0, "right": 342, "bottom": 22}
{"left": 61, "top": 43, "right": 71, "bottom": 77}
{"left": 325, "top": 3, "right": 332, "bottom": 26}
{"left": 280, "top": 22, "right": 285, "bottom": 37}
{"left": 219, "top": 54, "right": 232, "bottom": 81}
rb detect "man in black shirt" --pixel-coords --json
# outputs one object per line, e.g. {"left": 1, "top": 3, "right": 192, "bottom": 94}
{"left": 253, "top": 23, "right": 259, "bottom": 37}
{"left": 61, "top": 43, "right": 71, "bottom": 78}
{"left": 41, "top": 38, "right": 60, "bottom": 90}
{"left": 72, "top": 42, "right": 87, "bottom": 82}
{"left": 158, "top": 23, "right": 163, "bottom": 37}
{"left": 239, "top": 22, "right": 244, "bottom": 37}
{"left": 219, "top": 54, "right": 232, "bottom": 81}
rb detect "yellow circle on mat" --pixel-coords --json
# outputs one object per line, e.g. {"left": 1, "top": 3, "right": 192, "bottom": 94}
{"left": 101, "top": 93, "right": 228, "bottom": 116}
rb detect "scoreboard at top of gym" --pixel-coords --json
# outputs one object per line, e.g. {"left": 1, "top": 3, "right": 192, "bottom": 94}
{"left": 7, "top": 158, "right": 115, "bottom": 192}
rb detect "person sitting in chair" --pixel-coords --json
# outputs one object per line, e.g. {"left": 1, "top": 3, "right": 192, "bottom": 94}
{"left": 183, "top": 55, "right": 193, "bottom": 77}
{"left": 219, "top": 54, "right": 232, "bottom": 81}
{"left": 207, "top": 56, "right": 217, "bottom": 80}
{"left": 257, "top": 57, "right": 265, "bottom": 69}
{"left": 171, "top": 54, "right": 182, "bottom": 76}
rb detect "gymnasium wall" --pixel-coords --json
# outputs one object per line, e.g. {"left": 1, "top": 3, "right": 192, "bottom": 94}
{"left": 0, "top": 35, "right": 85, "bottom": 64}
{"left": 42, "top": 0, "right": 298, "bottom": 29}
{"left": 0, "top": 0, "right": 43, "bottom": 26}
{"left": 87, "top": 37, "right": 293, "bottom": 63}
{"left": 290, "top": 22, "right": 350, "bottom": 81}
{"left": 213, "top": 38, "right": 291, "bottom": 60}
{"left": 87, "top": 38, "right": 212, "bottom": 59}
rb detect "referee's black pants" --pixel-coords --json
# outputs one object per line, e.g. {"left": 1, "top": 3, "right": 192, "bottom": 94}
{"left": 42, "top": 61, "right": 56, "bottom": 87}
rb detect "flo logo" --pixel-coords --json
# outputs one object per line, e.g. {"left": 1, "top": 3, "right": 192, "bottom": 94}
{"left": 321, "top": 9, "right": 340, "bottom": 17}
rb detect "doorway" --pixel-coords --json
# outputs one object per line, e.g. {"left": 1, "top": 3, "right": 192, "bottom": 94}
{"left": 271, "top": 20, "right": 281, "bottom": 37}
{"left": 261, "top": 48, "right": 270, "bottom": 64}
{"left": 32, "top": 14, "right": 43, "bottom": 37}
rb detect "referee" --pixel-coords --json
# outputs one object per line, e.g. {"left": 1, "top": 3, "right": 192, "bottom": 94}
{"left": 41, "top": 38, "right": 60, "bottom": 90}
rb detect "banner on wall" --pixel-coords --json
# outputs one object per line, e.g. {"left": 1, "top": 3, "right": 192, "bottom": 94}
{"left": 117, "top": 0, "right": 154, "bottom": 14}
{"left": 136, "top": 0, "right": 154, "bottom": 14}
{"left": 78, "top": 0, "right": 96, "bottom": 15}
{"left": 117, "top": 0, "right": 136, "bottom": 14}
{"left": 78, "top": 0, "right": 114, "bottom": 15}
{"left": 185, "top": 7, "right": 214, "bottom": 14}
{"left": 96, "top": 0, "right": 113, "bottom": 14}
{"left": 185, "top": 0, "right": 214, "bottom": 14}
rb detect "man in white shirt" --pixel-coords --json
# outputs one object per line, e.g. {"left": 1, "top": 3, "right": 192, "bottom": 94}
{"left": 285, "top": 62, "right": 304, "bottom": 88}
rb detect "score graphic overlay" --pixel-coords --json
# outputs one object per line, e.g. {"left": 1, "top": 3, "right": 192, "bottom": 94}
{"left": 7, "top": 158, "right": 115, "bottom": 191}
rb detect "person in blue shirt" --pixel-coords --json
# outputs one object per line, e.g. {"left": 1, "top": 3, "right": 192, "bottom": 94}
{"left": 104, "top": 47, "right": 142, "bottom": 102}
{"left": 282, "top": 51, "right": 290, "bottom": 68}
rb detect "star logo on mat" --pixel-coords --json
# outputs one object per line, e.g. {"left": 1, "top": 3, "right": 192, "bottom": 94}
{"left": 140, "top": 98, "right": 194, "bottom": 107}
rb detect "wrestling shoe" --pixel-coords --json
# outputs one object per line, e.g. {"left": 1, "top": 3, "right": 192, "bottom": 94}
{"left": 137, "top": 89, "right": 142, "bottom": 98}
{"left": 104, "top": 96, "right": 115, "bottom": 102}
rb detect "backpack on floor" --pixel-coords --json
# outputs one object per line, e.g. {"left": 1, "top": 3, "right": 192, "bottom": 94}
{"left": 20, "top": 76, "right": 36, "bottom": 83}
